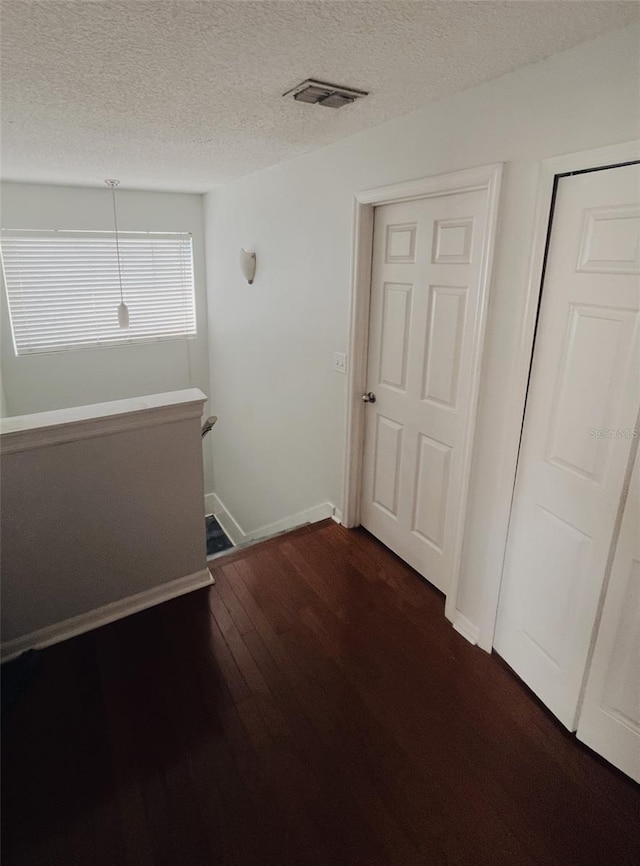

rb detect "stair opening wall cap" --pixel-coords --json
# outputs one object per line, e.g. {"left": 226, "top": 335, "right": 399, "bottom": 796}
{"left": 0, "top": 389, "right": 208, "bottom": 454}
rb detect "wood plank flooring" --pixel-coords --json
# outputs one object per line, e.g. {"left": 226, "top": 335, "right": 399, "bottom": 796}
{"left": 2, "top": 520, "right": 639, "bottom": 865}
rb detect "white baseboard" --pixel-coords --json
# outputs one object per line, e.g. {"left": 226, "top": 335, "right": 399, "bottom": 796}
{"left": 249, "top": 501, "right": 335, "bottom": 541}
{"left": 452, "top": 611, "right": 480, "bottom": 646}
{"left": 206, "top": 492, "right": 247, "bottom": 545}
{"left": 205, "top": 493, "right": 336, "bottom": 546}
{"left": 332, "top": 507, "right": 343, "bottom": 525}
{"left": 1, "top": 568, "right": 213, "bottom": 662}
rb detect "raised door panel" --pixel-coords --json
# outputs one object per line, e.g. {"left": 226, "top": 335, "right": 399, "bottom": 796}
{"left": 372, "top": 415, "right": 403, "bottom": 518}
{"left": 432, "top": 217, "right": 474, "bottom": 264}
{"left": 519, "top": 507, "right": 591, "bottom": 670}
{"left": 422, "top": 286, "right": 467, "bottom": 409}
{"left": 412, "top": 434, "right": 452, "bottom": 552}
{"left": 386, "top": 223, "right": 417, "bottom": 263}
{"left": 546, "top": 305, "right": 637, "bottom": 484}
{"left": 578, "top": 451, "right": 640, "bottom": 782}
{"left": 379, "top": 283, "right": 412, "bottom": 392}
{"left": 602, "top": 560, "right": 640, "bottom": 728}
{"left": 577, "top": 205, "right": 640, "bottom": 274}
{"left": 601, "top": 560, "right": 640, "bottom": 732}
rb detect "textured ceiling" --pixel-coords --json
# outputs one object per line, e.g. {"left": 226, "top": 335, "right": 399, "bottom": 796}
{"left": 1, "top": 1, "right": 638, "bottom": 192}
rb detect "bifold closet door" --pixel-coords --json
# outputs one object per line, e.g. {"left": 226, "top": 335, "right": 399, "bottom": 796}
{"left": 577, "top": 445, "right": 640, "bottom": 782}
{"left": 494, "top": 163, "right": 640, "bottom": 730}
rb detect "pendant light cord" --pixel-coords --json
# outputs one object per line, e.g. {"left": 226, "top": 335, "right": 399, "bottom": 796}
{"left": 109, "top": 183, "right": 125, "bottom": 304}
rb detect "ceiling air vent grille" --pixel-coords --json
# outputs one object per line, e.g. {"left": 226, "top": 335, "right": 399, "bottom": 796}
{"left": 283, "top": 79, "right": 368, "bottom": 109}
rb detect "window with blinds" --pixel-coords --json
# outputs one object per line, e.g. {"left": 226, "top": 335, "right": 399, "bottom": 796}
{"left": 1, "top": 230, "right": 197, "bottom": 355}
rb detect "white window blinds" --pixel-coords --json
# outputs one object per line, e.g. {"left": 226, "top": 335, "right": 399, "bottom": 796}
{"left": 1, "top": 230, "right": 197, "bottom": 355}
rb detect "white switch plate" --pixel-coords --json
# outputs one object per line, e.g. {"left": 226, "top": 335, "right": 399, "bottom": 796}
{"left": 333, "top": 352, "right": 347, "bottom": 374}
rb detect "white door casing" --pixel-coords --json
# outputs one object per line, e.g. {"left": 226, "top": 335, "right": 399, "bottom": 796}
{"left": 577, "top": 437, "right": 640, "bottom": 782}
{"left": 359, "top": 185, "right": 494, "bottom": 597}
{"left": 494, "top": 163, "right": 640, "bottom": 730}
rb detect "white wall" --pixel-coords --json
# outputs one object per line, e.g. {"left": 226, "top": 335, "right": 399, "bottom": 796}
{"left": 204, "top": 24, "right": 640, "bottom": 642}
{"left": 0, "top": 182, "right": 215, "bottom": 489}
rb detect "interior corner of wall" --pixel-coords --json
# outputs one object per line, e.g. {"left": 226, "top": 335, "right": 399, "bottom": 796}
{"left": 452, "top": 611, "right": 481, "bottom": 647}
{"left": 0, "top": 361, "right": 8, "bottom": 418}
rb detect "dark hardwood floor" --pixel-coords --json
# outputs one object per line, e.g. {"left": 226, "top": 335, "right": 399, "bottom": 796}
{"left": 2, "top": 520, "right": 639, "bottom": 865}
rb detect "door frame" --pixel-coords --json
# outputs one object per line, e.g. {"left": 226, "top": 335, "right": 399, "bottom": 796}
{"left": 342, "top": 162, "right": 503, "bottom": 624}
{"left": 485, "top": 140, "right": 640, "bottom": 652}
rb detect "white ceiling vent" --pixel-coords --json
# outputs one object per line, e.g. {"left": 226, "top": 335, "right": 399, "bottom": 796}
{"left": 283, "top": 78, "right": 368, "bottom": 109}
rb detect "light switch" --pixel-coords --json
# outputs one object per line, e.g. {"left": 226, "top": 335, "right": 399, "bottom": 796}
{"left": 333, "top": 352, "right": 347, "bottom": 374}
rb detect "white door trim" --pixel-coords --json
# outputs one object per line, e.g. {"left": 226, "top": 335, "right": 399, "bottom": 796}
{"left": 482, "top": 140, "right": 640, "bottom": 652}
{"left": 342, "top": 162, "right": 503, "bottom": 622}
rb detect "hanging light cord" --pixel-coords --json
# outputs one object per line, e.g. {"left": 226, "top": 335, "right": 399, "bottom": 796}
{"left": 108, "top": 181, "right": 125, "bottom": 304}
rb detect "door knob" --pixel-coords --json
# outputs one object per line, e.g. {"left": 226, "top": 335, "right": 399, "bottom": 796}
{"left": 362, "top": 392, "right": 377, "bottom": 403}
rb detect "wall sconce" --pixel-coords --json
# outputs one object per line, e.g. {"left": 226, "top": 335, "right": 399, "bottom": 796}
{"left": 239, "top": 249, "right": 256, "bottom": 284}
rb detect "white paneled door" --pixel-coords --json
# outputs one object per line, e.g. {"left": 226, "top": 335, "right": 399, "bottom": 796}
{"left": 360, "top": 188, "right": 490, "bottom": 594}
{"left": 494, "top": 163, "right": 640, "bottom": 730}
{"left": 577, "top": 444, "right": 640, "bottom": 782}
